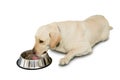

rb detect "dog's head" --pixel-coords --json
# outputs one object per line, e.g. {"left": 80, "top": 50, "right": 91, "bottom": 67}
{"left": 33, "top": 24, "right": 61, "bottom": 56}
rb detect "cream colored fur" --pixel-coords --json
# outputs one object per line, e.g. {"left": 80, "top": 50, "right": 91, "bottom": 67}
{"left": 34, "top": 15, "right": 112, "bottom": 65}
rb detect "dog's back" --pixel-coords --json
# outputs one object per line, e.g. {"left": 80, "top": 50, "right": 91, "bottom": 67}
{"left": 54, "top": 15, "right": 112, "bottom": 51}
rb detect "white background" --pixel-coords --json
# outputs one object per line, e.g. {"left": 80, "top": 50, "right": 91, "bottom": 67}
{"left": 0, "top": 0, "right": 120, "bottom": 80}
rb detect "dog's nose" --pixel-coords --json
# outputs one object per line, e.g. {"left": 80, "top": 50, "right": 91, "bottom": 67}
{"left": 32, "top": 48, "right": 36, "bottom": 54}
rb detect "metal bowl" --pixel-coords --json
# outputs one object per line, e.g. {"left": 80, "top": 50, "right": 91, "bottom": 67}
{"left": 16, "top": 50, "right": 52, "bottom": 70}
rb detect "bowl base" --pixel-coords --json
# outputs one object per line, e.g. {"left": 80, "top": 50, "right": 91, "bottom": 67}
{"left": 16, "top": 58, "right": 52, "bottom": 70}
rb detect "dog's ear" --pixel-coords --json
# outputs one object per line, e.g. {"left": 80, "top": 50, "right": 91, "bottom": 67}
{"left": 49, "top": 32, "right": 61, "bottom": 48}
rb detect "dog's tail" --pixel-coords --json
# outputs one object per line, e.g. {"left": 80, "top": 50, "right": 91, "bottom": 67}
{"left": 109, "top": 26, "right": 113, "bottom": 30}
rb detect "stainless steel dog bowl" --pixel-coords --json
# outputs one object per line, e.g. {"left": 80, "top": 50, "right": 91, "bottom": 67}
{"left": 17, "top": 50, "right": 52, "bottom": 70}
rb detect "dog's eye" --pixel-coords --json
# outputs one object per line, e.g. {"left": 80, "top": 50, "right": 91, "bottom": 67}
{"left": 39, "top": 40, "right": 44, "bottom": 43}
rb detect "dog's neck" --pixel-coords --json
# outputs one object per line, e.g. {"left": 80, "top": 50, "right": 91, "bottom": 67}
{"left": 57, "top": 26, "right": 61, "bottom": 33}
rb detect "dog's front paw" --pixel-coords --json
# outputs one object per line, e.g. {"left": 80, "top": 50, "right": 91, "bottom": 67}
{"left": 59, "top": 57, "right": 70, "bottom": 66}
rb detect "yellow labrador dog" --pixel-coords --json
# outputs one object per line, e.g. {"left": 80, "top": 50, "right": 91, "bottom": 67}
{"left": 33, "top": 15, "right": 112, "bottom": 66}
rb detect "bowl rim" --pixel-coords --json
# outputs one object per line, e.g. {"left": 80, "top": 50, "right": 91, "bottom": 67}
{"left": 20, "top": 50, "right": 48, "bottom": 60}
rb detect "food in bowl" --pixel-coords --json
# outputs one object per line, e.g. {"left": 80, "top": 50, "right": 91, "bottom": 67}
{"left": 21, "top": 50, "right": 39, "bottom": 60}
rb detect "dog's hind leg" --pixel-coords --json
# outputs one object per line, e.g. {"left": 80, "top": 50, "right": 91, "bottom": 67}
{"left": 101, "top": 26, "right": 112, "bottom": 41}
{"left": 59, "top": 43, "right": 92, "bottom": 66}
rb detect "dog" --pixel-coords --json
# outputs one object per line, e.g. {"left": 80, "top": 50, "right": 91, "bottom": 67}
{"left": 33, "top": 15, "right": 112, "bottom": 66}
